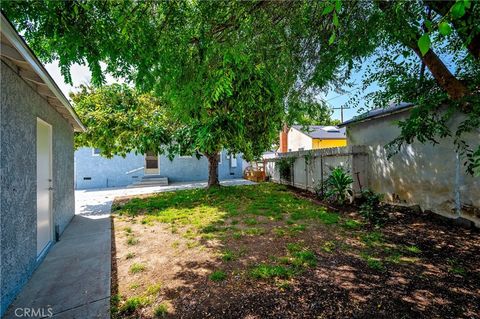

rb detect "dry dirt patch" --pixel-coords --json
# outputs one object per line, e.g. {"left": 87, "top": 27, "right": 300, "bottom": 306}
{"left": 111, "top": 183, "right": 480, "bottom": 319}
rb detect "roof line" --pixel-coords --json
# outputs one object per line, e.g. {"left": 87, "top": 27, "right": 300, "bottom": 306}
{"left": 1, "top": 13, "right": 86, "bottom": 132}
{"left": 339, "top": 103, "right": 414, "bottom": 127}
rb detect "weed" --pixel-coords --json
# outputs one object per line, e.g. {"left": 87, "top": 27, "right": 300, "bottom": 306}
{"left": 126, "top": 252, "right": 136, "bottom": 259}
{"left": 171, "top": 241, "right": 180, "bottom": 249}
{"left": 250, "top": 264, "right": 294, "bottom": 279}
{"left": 447, "top": 258, "right": 466, "bottom": 276}
{"left": 360, "top": 231, "right": 384, "bottom": 247}
{"left": 154, "top": 303, "right": 169, "bottom": 318}
{"left": 359, "top": 189, "right": 385, "bottom": 225}
{"left": 119, "top": 296, "right": 149, "bottom": 314}
{"left": 286, "top": 243, "right": 303, "bottom": 253}
{"left": 221, "top": 250, "right": 235, "bottom": 262}
{"left": 232, "top": 231, "right": 243, "bottom": 239}
{"left": 404, "top": 245, "right": 422, "bottom": 254}
{"left": 291, "top": 250, "right": 317, "bottom": 267}
{"left": 129, "top": 263, "right": 146, "bottom": 274}
{"left": 127, "top": 236, "right": 139, "bottom": 245}
{"left": 273, "top": 227, "right": 287, "bottom": 237}
{"left": 244, "top": 218, "right": 258, "bottom": 225}
{"left": 275, "top": 279, "right": 291, "bottom": 290}
{"left": 245, "top": 227, "right": 265, "bottom": 235}
{"left": 342, "top": 219, "right": 362, "bottom": 230}
{"left": 322, "top": 241, "right": 336, "bottom": 253}
{"left": 124, "top": 227, "right": 132, "bottom": 233}
{"left": 288, "top": 224, "right": 306, "bottom": 233}
{"left": 129, "top": 283, "right": 140, "bottom": 290}
{"left": 360, "top": 253, "right": 384, "bottom": 270}
{"left": 146, "top": 283, "right": 162, "bottom": 296}
{"left": 209, "top": 270, "right": 227, "bottom": 282}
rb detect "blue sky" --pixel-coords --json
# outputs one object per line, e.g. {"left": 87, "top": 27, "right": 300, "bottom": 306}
{"left": 46, "top": 62, "right": 378, "bottom": 123}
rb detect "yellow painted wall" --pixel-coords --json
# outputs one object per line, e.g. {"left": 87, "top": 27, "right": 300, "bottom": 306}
{"left": 312, "top": 139, "right": 347, "bottom": 149}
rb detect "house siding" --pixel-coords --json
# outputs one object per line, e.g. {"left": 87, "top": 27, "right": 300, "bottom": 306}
{"left": 346, "top": 109, "right": 480, "bottom": 226}
{"left": 0, "top": 61, "right": 75, "bottom": 315}
{"left": 74, "top": 149, "right": 244, "bottom": 189}
{"left": 312, "top": 138, "right": 347, "bottom": 149}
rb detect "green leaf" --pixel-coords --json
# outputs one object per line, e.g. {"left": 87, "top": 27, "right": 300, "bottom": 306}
{"left": 329, "top": 33, "right": 336, "bottom": 45}
{"left": 333, "top": 13, "right": 339, "bottom": 27}
{"left": 322, "top": 4, "right": 335, "bottom": 15}
{"left": 438, "top": 21, "right": 452, "bottom": 36}
{"left": 451, "top": 2, "right": 466, "bottom": 19}
{"left": 417, "top": 34, "right": 431, "bottom": 56}
{"left": 335, "top": 0, "right": 342, "bottom": 12}
{"left": 424, "top": 20, "right": 432, "bottom": 31}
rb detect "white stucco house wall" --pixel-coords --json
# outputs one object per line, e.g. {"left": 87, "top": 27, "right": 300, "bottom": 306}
{"left": 339, "top": 103, "right": 480, "bottom": 227}
{"left": 0, "top": 13, "right": 85, "bottom": 315}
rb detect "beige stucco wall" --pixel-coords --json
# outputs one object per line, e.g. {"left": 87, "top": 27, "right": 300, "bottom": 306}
{"left": 347, "top": 109, "right": 480, "bottom": 226}
{"left": 287, "top": 128, "right": 312, "bottom": 151}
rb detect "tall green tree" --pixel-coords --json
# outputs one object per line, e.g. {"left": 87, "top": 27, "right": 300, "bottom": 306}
{"left": 2, "top": 1, "right": 307, "bottom": 187}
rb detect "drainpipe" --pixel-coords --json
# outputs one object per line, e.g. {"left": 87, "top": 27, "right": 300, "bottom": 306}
{"left": 454, "top": 152, "right": 462, "bottom": 217}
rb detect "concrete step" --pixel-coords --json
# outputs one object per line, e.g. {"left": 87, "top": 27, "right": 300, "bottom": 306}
{"left": 127, "top": 176, "right": 168, "bottom": 188}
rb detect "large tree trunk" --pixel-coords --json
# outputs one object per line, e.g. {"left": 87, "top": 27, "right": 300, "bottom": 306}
{"left": 410, "top": 45, "right": 470, "bottom": 101}
{"left": 206, "top": 153, "right": 220, "bottom": 188}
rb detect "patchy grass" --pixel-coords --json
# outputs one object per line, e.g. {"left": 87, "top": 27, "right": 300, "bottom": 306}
{"left": 250, "top": 264, "right": 294, "bottom": 280}
{"left": 129, "top": 263, "right": 146, "bottom": 274}
{"left": 209, "top": 270, "right": 227, "bottom": 282}
{"left": 153, "top": 303, "right": 169, "bottom": 318}
{"left": 221, "top": 249, "right": 236, "bottom": 262}
{"left": 111, "top": 182, "right": 480, "bottom": 318}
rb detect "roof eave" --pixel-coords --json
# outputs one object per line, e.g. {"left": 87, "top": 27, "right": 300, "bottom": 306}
{"left": 1, "top": 13, "right": 86, "bottom": 132}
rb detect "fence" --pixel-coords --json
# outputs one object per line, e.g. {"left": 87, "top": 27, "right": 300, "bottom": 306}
{"left": 265, "top": 146, "right": 368, "bottom": 196}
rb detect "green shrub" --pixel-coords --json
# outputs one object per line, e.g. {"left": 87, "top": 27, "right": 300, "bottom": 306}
{"left": 359, "top": 189, "right": 385, "bottom": 225}
{"left": 324, "top": 167, "right": 353, "bottom": 204}
{"left": 277, "top": 157, "right": 295, "bottom": 181}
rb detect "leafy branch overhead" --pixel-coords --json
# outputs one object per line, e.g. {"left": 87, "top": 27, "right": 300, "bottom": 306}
{"left": 2, "top": 0, "right": 479, "bottom": 177}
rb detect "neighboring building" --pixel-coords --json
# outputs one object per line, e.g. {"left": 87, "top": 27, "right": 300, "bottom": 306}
{"left": 74, "top": 148, "right": 244, "bottom": 189}
{"left": 340, "top": 103, "right": 480, "bottom": 227}
{"left": 0, "top": 14, "right": 85, "bottom": 315}
{"left": 279, "top": 125, "right": 347, "bottom": 152}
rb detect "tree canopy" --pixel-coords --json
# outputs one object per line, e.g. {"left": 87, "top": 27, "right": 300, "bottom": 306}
{"left": 2, "top": 0, "right": 479, "bottom": 177}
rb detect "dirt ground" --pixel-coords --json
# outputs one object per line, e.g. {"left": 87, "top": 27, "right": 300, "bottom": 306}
{"left": 110, "top": 183, "right": 480, "bottom": 319}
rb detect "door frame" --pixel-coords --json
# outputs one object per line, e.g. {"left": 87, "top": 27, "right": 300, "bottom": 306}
{"left": 36, "top": 117, "right": 53, "bottom": 259}
{"left": 144, "top": 152, "right": 160, "bottom": 175}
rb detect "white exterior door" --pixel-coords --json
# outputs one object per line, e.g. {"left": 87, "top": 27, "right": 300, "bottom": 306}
{"left": 36, "top": 118, "right": 52, "bottom": 257}
{"left": 144, "top": 151, "right": 159, "bottom": 174}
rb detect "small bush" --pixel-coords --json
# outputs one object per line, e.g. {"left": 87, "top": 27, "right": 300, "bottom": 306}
{"left": 277, "top": 157, "right": 295, "bottom": 181}
{"left": 359, "top": 189, "right": 385, "bottom": 225}
{"left": 324, "top": 167, "right": 353, "bottom": 205}
{"left": 209, "top": 270, "right": 227, "bottom": 281}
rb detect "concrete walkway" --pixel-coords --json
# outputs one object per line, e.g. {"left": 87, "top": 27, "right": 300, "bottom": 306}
{"left": 5, "top": 179, "right": 254, "bottom": 318}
